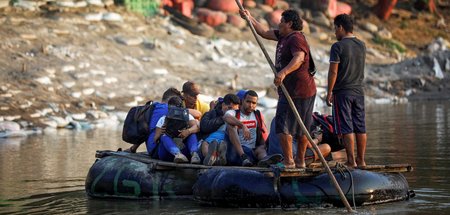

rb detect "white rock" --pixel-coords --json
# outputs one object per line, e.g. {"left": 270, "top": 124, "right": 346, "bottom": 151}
{"left": 62, "top": 65, "right": 76, "bottom": 72}
{"left": 83, "top": 88, "right": 95, "bottom": 95}
{"left": 153, "top": 68, "right": 168, "bottom": 75}
{"left": 125, "top": 101, "right": 138, "bottom": 107}
{"left": 57, "top": 1, "right": 75, "bottom": 7}
{"left": 361, "top": 22, "right": 378, "bottom": 33}
{"left": 75, "top": 72, "right": 90, "bottom": 79}
{"left": 35, "top": 76, "right": 52, "bottom": 85}
{"left": 102, "top": 13, "right": 123, "bottom": 22}
{"left": 85, "top": 13, "right": 103, "bottom": 22}
{"left": 79, "top": 62, "right": 91, "bottom": 69}
{"left": 87, "top": 0, "right": 104, "bottom": 6}
{"left": 104, "top": 77, "right": 118, "bottom": 84}
{"left": 40, "top": 119, "right": 58, "bottom": 128}
{"left": 19, "top": 101, "right": 32, "bottom": 109}
{"left": 108, "top": 92, "right": 116, "bottom": 99}
{"left": 38, "top": 108, "right": 54, "bottom": 116}
{"left": 50, "top": 116, "right": 70, "bottom": 128}
{"left": 71, "top": 113, "right": 87, "bottom": 120}
{"left": 87, "top": 110, "right": 108, "bottom": 119}
{"left": 4, "top": 115, "right": 21, "bottom": 121}
{"left": 0, "top": 121, "right": 21, "bottom": 132}
{"left": 134, "top": 96, "right": 144, "bottom": 102}
{"left": 433, "top": 58, "right": 444, "bottom": 79}
{"left": 74, "top": 1, "right": 88, "bottom": 7}
{"left": 116, "top": 37, "right": 143, "bottom": 46}
{"left": 63, "top": 81, "right": 76, "bottom": 88}
{"left": 89, "top": 69, "right": 106, "bottom": 76}
{"left": 1, "top": 107, "right": 10, "bottom": 111}
{"left": 30, "top": 112, "right": 41, "bottom": 118}
{"left": 92, "top": 80, "right": 103, "bottom": 87}
{"left": 102, "top": 105, "right": 115, "bottom": 111}
{"left": 377, "top": 28, "right": 392, "bottom": 40}
{"left": 0, "top": 93, "right": 12, "bottom": 98}
{"left": 72, "top": 92, "right": 82, "bottom": 98}
{"left": 14, "top": 0, "right": 39, "bottom": 11}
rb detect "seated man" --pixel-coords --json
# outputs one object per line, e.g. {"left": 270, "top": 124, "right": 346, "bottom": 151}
{"left": 199, "top": 94, "right": 240, "bottom": 166}
{"left": 223, "top": 90, "right": 282, "bottom": 167}
{"left": 181, "top": 81, "right": 210, "bottom": 119}
{"left": 154, "top": 96, "right": 201, "bottom": 164}
{"left": 267, "top": 112, "right": 345, "bottom": 166}
{"left": 124, "top": 87, "right": 182, "bottom": 155}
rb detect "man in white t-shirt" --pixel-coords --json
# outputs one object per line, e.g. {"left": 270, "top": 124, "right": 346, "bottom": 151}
{"left": 223, "top": 90, "right": 282, "bottom": 167}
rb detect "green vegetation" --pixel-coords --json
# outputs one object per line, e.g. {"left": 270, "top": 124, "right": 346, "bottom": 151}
{"left": 124, "top": 0, "right": 160, "bottom": 17}
{"left": 373, "top": 36, "right": 408, "bottom": 53}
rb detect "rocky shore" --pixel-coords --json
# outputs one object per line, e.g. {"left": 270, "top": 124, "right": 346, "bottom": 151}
{"left": 0, "top": 1, "right": 449, "bottom": 137}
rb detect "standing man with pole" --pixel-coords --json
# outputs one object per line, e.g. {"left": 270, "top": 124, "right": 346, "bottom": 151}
{"left": 239, "top": 9, "right": 316, "bottom": 169}
{"left": 237, "top": 1, "right": 355, "bottom": 211}
{"left": 326, "top": 14, "right": 367, "bottom": 168}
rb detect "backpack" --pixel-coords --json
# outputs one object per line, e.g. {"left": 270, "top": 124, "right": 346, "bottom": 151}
{"left": 312, "top": 112, "right": 344, "bottom": 151}
{"left": 164, "top": 106, "right": 190, "bottom": 138}
{"left": 122, "top": 101, "right": 155, "bottom": 145}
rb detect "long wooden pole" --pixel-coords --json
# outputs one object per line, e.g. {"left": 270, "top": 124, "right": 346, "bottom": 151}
{"left": 234, "top": 1, "right": 355, "bottom": 212}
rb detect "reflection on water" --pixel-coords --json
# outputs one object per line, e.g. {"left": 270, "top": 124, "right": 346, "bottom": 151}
{"left": 1, "top": 101, "right": 450, "bottom": 214}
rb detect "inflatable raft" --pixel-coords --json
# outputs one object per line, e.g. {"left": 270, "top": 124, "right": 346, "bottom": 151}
{"left": 85, "top": 150, "right": 414, "bottom": 207}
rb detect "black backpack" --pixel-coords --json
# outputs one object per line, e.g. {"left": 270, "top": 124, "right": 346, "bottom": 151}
{"left": 164, "top": 106, "right": 189, "bottom": 138}
{"left": 122, "top": 101, "right": 155, "bottom": 144}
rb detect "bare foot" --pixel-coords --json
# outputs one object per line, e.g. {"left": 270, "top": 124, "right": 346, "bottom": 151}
{"left": 282, "top": 161, "right": 296, "bottom": 169}
{"left": 356, "top": 158, "right": 366, "bottom": 168}
{"left": 294, "top": 158, "right": 306, "bottom": 169}
{"left": 345, "top": 162, "right": 357, "bottom": 168}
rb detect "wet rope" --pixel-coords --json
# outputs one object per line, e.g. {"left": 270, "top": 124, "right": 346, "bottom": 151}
{"left": 335, "top": 163, "right": 357, "bottom": 211}
{"left": 270, "top": 165, "right": 299, "bottom": 211}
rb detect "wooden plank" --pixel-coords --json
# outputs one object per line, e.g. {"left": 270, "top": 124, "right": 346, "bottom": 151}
{"left": 96, "top": 150, "right": 413, "bottom": 178}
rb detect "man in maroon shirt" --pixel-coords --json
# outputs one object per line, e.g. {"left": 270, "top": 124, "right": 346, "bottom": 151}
{"left": 240, "top": 9, "right": 316, "bottom": 168}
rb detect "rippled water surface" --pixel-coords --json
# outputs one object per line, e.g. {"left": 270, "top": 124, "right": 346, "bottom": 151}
{"left": 1, "top": 101, "right": 449, "bottom": 214}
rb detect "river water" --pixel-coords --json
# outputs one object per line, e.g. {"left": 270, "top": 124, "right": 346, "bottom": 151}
{"left": 1, "top": 101, "right": 449, "bottom": 214}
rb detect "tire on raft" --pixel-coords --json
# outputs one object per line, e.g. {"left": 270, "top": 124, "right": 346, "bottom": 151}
{"left": 193, "top": 168, "right": 412, "bottom": 208}
{"left": 85, "top": 155, "right": 199, "bottom": 199}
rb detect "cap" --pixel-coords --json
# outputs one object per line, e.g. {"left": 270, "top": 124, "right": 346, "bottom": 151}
{"left": 236, "top": 89, "right": 247, "bottom": 100}
{"left": 182, "top": 81, "right": 201, "bottom": 96}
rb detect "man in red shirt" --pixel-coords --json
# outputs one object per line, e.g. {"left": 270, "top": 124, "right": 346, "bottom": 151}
{"left": 240, "top": 9, "right": 316, "bottom": 168}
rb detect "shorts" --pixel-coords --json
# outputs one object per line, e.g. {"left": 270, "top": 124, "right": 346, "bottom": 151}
{"left": 332, "top": 93, "right": 366, "bottom": 134}
{"left": 275, "top": 95, "right": 315, "bottom": 139}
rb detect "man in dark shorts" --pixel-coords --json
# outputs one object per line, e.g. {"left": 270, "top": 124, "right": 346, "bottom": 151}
{"left": 239, "top": 9, "right": 316, "bottom": 168}
{"left": 326, "top": 14, "right": 367, "bottom": 168}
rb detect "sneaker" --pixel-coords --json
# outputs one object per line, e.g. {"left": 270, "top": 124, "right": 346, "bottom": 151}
{"left": 241, "top": 154, "right": 253, "bottom": 167}
{"left": 191, "top": 152, "right": 201, "bottom": 164}
{"left": 216, "top": 141, "right": 227, "bottom": 166}
{"left": 173, "top": 153, "right": 188, "bottom": 163}
{"left": 203, "top": 140, "right": 218, "bottom": 166}
{"left": 257, "top": 154, "right": 283, "bottom": 167}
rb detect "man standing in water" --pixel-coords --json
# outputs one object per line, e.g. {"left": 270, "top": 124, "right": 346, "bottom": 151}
{"left": 326, "top": 14, "right": 367, "bottom": 168}
{"left": 239, "top": 9, "right": 316, "bottom": 168}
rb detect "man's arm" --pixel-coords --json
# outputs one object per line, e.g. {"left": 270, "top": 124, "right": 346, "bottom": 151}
{"left": 240, "top": 9, "right": 277, "bottom": 41}
{"left": 223, "top": 114, "right": 251, "bottom": 140}
{"left": 327, "top": 62, "right": 339, "bottom": 106}
{"left": 274, "top": 51, "right": 305, "bottom": 86}
{"left": 200, "top": 111, "right": 224, "bottom": 134}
